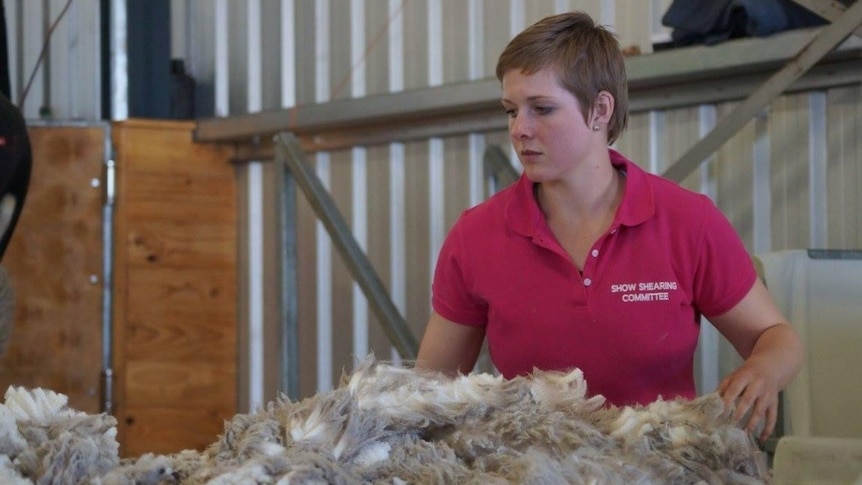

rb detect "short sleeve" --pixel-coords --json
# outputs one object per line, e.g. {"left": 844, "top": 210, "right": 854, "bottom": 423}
{"left": 431, "top": 216, "right": 488, "bottom": 327}
{"left": 692, "top": 201, "right": 758, "bottom": 318}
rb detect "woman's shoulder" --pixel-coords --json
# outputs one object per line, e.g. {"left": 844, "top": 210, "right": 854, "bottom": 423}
{"left": 647, "top": 172, "right": 713, "bottom": 208}
{"left": 617, "top": 155, "right": 717, "bottom": 224}
{"left": 613, "top": 151, "right": 713, "bottom": 210}
{"left": 442, "top": 178, "right": 535, "bottom": 251}
{"left": 458, "top": 178, "right": 522, "bottom": 225}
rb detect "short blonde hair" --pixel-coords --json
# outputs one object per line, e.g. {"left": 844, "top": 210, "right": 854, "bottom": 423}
{"left": 496, "top": 11, "right": 629, "bottom": 144}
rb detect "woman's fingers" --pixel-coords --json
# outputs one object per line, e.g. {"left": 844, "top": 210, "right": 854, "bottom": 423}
{"left": 718, "top": 369, "right": 779, "bottom": 441}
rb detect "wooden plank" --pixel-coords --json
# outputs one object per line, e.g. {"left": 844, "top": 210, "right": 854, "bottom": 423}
{"left": 121, "top": 407, "right": 230, "bottom": 457}
{"left": 124, "top": 268, "right": 236, "bottom": 361}
{"left": 0, "top": 125, "right": 105, "bottom": 415}
{"left": 122, "top": 168, "right": 237, "bottom": 225}
{"left": 123, "top": 359, "right": 235, "bottom": 408}
{"left": 112, "top": 119, "right": 237, "bottom": 456}
{"left": 125, "top": 222, "right": 236, "bottom": 269}
{"left": 112, "top": 123, "right": 132, "bottom": 455}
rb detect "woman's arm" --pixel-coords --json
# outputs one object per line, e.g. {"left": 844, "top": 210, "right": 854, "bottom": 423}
{"left": 709, "top": 278, "right": 804, "bottom": 441}
{"left": 415, "top": 311, "right": 486, "bottom": 376}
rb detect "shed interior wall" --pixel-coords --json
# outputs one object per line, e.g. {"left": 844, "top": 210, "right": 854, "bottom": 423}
{"left": 2, "top": 0, "right": 859, "bottom": 411}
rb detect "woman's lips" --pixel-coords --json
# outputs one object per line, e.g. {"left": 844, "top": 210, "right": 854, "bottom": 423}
{"left": 520, "top": 150, "right": 541, "bottom": 161}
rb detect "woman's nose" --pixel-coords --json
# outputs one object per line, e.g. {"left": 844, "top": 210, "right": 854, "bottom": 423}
{"left": 510, "top": 113, "right": 531, "bottom": 139}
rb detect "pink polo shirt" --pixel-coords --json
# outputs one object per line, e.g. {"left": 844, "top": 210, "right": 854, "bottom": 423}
{"left": 431, "top": 149, "right": 756, "bottom": 406}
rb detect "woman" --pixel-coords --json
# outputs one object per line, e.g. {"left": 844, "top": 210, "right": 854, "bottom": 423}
{"left": 415, "top": 11, "right": 803, "bottom": 442}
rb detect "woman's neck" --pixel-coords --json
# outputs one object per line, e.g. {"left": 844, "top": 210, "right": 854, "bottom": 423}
{"left": 537, "top": 160, "right": 625, "bottom": 223}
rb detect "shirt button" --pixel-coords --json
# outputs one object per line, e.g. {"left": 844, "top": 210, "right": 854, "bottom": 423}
{"left": 583, "top": 278, "right": 592, "bottom": 287}
{"left": 591, "top": 249, "right": 599, "bottom": 257}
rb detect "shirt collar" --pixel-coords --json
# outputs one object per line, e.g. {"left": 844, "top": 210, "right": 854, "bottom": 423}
{"left": 610, "top": 149, "right": 655, "bottom": 227}
{"left": 505, "top": 149, "right": 655, "bottom": 237}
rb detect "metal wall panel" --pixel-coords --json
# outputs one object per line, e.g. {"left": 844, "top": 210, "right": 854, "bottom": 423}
{"left": 12, "top": 1, "right": 45, "bottom": 117}
{"left": 4, "top": 0, "right": 101, "bottom": 120}
{"left": 715, "top": 101, "right": 758, "bottom": 250}
{"left": 827, "top": 85, "right": 862, "bottom": 248}
{"left": 770, "top": 93, "right": 813, "bottom": 251}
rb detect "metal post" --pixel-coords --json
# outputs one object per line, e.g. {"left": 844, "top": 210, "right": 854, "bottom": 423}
{"left": 483, "top": 144, "right": 519, "bottom": 195}
{"left": 279, "top": 164, "right": 300, "bottom": 399}
{"left": 101, "top": 126, "right": 115, "bottom": 415}
{"left": 275, "top": 132, "right": 419, "bottom": 360}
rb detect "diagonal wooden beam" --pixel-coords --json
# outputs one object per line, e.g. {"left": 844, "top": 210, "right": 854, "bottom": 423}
{"left": 662, "top": 0, "right": 862, "bottom": 183}
{"left": 275, "top": 132, "right": 419, "bottom": 360}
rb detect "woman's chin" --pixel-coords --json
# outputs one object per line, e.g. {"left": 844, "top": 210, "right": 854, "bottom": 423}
{"left": 522, "top": 167, "right": 551, "bottom": 183}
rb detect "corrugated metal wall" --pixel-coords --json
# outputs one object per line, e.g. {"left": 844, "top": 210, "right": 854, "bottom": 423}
{"left": 3, "top": 0, "right": 102, "bottom": 120}
{"left": 233, "top": 0, "right": 680, "bottom": 406}
{"left": 6, "top": 0, "right": 861, "bottom": 409}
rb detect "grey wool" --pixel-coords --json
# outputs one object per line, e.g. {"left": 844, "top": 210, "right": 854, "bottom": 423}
{"left": 0, "top": 357, "right": 771, "bottom": 484}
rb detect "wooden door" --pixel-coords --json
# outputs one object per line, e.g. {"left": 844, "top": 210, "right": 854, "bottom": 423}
{"left": 112, "top": 119, "right": 237, "bottom": 457}
{"left": 0, "top": 124, "right": 106, "bottom": 415}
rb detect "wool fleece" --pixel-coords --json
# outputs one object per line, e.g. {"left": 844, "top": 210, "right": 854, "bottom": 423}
{"left": 0, "top": 357, "right": 769, "bottom": 484}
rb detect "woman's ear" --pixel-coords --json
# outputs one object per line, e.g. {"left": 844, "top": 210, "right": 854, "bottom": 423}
{"left": 591, "top": 90, "right": 615, "bottom": 126}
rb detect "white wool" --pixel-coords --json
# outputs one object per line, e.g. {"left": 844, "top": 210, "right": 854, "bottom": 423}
{"left": 351, "top": 441, "right": 390, "bottom": 468}
{"left": 91, "top": 452, "right": 174, "bottom": 485}
{"left": 354, "top": 367, "right": 505, "bottom": 418}
{"left": 609, "top": 399, "right": 688, "bottom": 440}
{"left": 667, "top": 425, "right": 692, "bottom": 447}
{"left": 0, "top": 405, "right": 26, "bottom": 456}
{"left": 288, "top": 405, "right": 334, "bottom": 442}
{"left": 331, "top": 431, "right": 349, "bottom": 459}
{"left": 346, "top": 363, "right": 412, "bottom": 395}
{"left": 280, "top": 477, "right": 329, "bottom": 485}
{"left": 527, "top": 368, "right": 607, "bottom": 413}
{"left": 0, "top": 455, "right": 30, "bottom": 484}
{"left": 206, "top": 462, "right": 274, "bottom": 485}
{"left": 3, "top": 386, "right": 83, "bottom": 425}
{"left": 608, "top": 407, "right": 645, "bottom": 438}
{"left": 258, "top": 441, "right": 287, "bottom": 457}
{"left": 528, "top": 367, "right": 586, "bottom": 402}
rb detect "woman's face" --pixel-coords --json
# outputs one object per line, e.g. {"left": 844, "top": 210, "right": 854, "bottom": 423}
{"left": 501, "top": 67, "right": 600, "bottom": 183}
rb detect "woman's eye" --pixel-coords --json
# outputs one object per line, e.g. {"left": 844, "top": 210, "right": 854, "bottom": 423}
{"left": 534, "top": 106, "right": 553, "bottom": 115}
{"left": 504, "top": 109, "right": 516, "bottom": 118}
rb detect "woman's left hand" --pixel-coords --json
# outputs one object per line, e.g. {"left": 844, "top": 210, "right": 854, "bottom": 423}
{"left": 717, "top": 359, "right": 780, "bottom": 441}
{"left": 709, "top": 279, "right": 804, "bottom": 442}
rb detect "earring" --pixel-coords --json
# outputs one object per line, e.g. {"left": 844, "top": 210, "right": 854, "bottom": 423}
{"left": 592, "top": 124, "right": 601, "bottom": 131}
